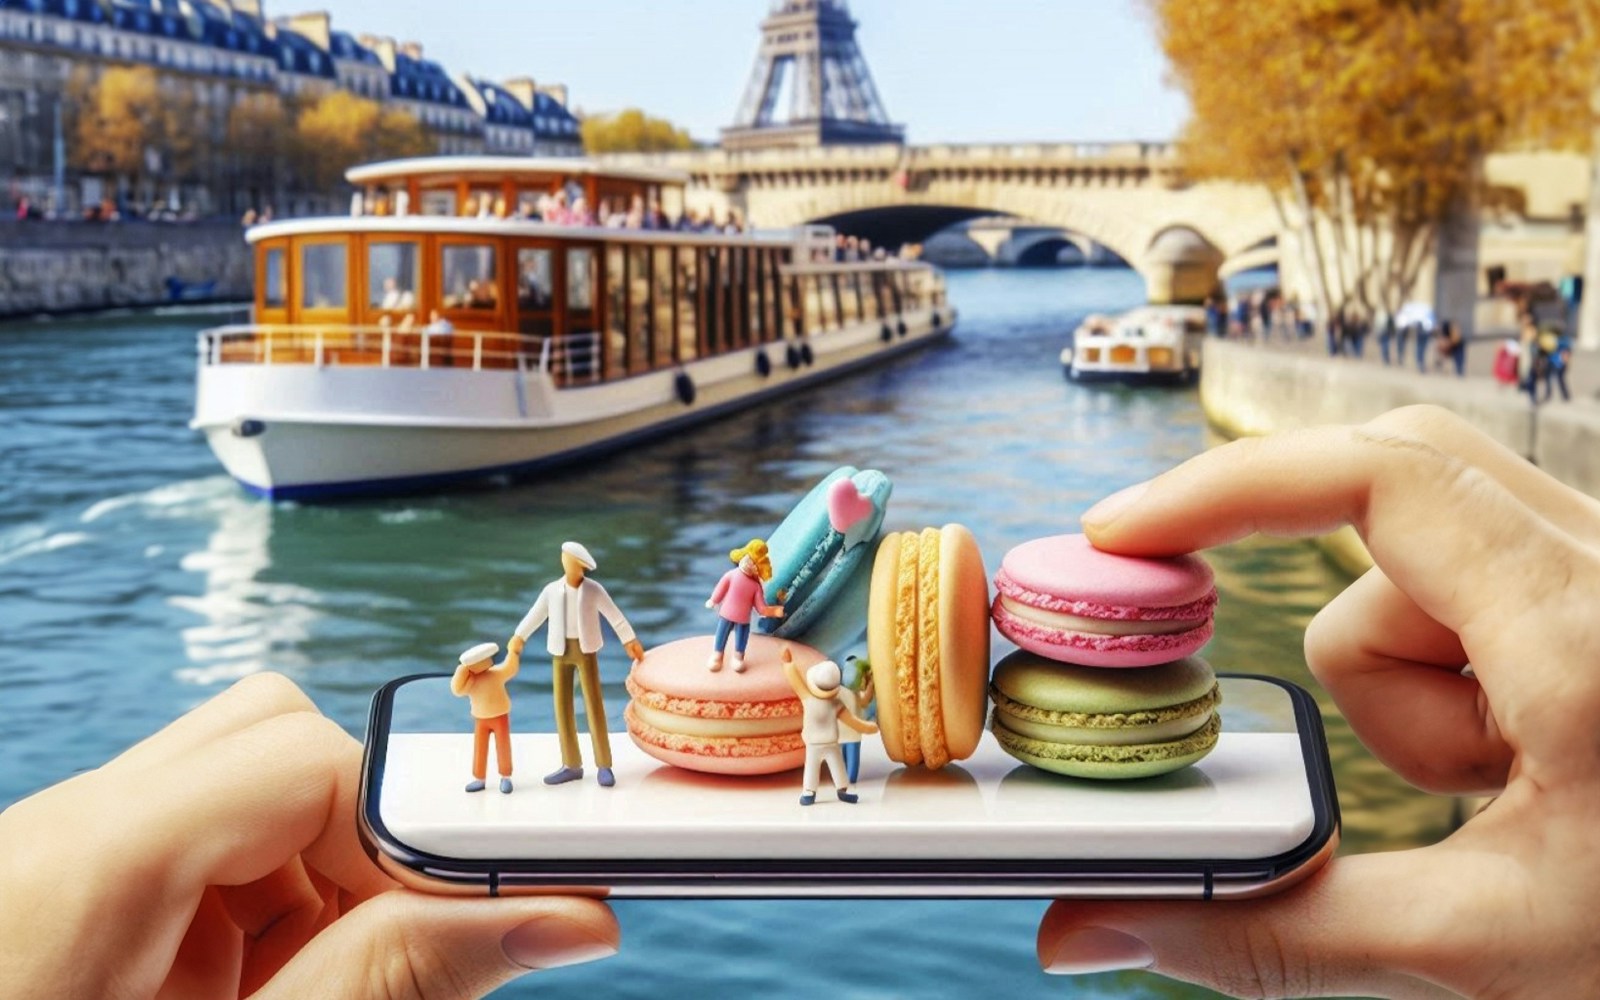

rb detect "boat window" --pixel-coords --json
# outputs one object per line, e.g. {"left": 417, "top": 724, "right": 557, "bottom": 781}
{"left": 701, "top": 247, "right": 723, "bottom": 354}
{"left": 566, "top": 248, "right": 594, "bottom": 312}
{"left": 441, "top": 243, "right": 498, "bottom": 310}
{"left": 676, "top": 247, "right": 698, "bottom": 362}
{"left": 729, "top": 248, "right": 749, "bottom": 348}
{"left": 886, "top": 271, "right": 903, "bottom": 315}
{"left": 263, "top": 247, "right": 285, "bottom": 308}
{"left": 605, "top": 244, "right": 626, "bottom": 376}
{"left": 516, "top": 248, "right": 553, "bottom": 311}
{"left": 465, "top": 187, "right": 505, "bottom": 218}
{"left": 300, "top": 243, "right": 347, "bottom": 310}
{"left": 627, "top": 245, "right": 651, "bottom": 373}
{"left": 822, "top": 274, "right": 842, "bottom": 331}
{"left": 419, "top": 189, "right": 456, "bottom": 217}
{"left": 748, "top": 250, "right": 765, "bottom": 344}
{"left": 367, "top": 241, "right": 419, "bottom": 312}
{"left": 652, "top": 246, "right": 674, "bottom": 368}
{"left": 803, "top": 274, "right": 824, "bottom": 333}
{"left": 839, "top": 272, "right": 862, "bottom": 324}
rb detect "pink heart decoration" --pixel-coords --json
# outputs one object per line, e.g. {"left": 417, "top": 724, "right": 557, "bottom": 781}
{"left": 827, "top": 478, "right": 873, "bottom": 535}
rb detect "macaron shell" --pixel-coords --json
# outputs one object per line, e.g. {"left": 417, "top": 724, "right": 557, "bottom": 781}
{"left": 991, "top": 711, "right": 1222, "bottom": 780}
{"left": 625, "top": 706, "right": 806, "bottom": 776}
{"left": 992, "top": 598, "right": 1214, "bottom": 667}
{"left": 627, "top": 634, "right": 818, "bottom": 711}
{"left": 937, "top": 524, "right": 990, "bottom": 762}
{"left": 997, "top": 533, "right": 1215, "bottom": 612}
{"left": 866, "top": 531, "right": 912, "bottom": 764}
{"left": 990, "top": 651, "right": 1219, "bottom": 715}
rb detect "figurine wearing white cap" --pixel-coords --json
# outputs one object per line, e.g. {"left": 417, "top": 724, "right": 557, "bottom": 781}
{"left": 781, "top": 645, "right": 878, "bottom": 806}
{"left": 509, "top": 541, "right": 645, "bottom": 787}
{"left": 450, "top": 640, "right": 521, "bottom": 794}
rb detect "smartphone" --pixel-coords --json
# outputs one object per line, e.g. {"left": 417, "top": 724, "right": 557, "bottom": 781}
{"left": 359, "top": 672, "right": 1338, "bottom": 898}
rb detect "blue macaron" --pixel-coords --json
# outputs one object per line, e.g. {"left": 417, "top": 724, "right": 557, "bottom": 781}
{"left": 757, "top": 466, "right": 892, "bottom": 656}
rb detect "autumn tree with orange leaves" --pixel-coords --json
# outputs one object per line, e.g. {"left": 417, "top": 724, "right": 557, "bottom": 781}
{"left": 1149, "top": 0, "right": 1599, "bottom": 324}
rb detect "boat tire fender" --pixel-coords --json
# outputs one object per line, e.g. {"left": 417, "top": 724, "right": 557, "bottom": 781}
{"left": 880, "top": 323, "right": 893, "bottom": 342}
{"left": 932, "top": 312, "right": 943, "bottom": 329}
{"left": 799, "top": 343, "right": 814, "bottom": 367}
{"left": 785, "top": 344, "right": 803, "bottom": 370}
{"left": 674, "top": 371, "right": 696, "bottom": 406}
{"left": 755, "top": 350, "right": 772, "bottom": 378}
{"left": 897, "top": 319, "right": 908, "bottom": 337}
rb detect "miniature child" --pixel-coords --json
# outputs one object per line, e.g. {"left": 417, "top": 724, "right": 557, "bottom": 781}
{"left": 449, "top": 640, "right": 521, "bottom": 794}
{"left": 705, "top": 539, "right": 785, "bottom": 672}
{"left": 837, "top": 656, "right": 876, "bottom": 784}
{"left": 781, "top": 646, "right": 877, "bottom": 805}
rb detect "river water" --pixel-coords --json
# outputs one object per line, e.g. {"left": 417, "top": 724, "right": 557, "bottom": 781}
{"left": 0, "top": 268, "right": 1456, "bottom": 998}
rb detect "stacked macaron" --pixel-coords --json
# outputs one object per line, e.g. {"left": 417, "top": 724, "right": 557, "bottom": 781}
{"left": 988, "top": 533, "right": 1222, "bottom": 779}
{"left": 625, "top": 634, "right": 827, "bottom": 775}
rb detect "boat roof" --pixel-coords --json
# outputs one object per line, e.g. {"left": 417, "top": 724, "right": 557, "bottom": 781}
{"left": 247, "top": 214, "right": 793, "bottom": 249}
{"left": 346, "top": 156, "right": 690, "bottom": 188}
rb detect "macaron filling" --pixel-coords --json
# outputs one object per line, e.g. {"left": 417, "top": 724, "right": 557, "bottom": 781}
{"left": 624, "top": 674, "right": 800, "bottom": 722}
{"left": 990, "top": 711, "right": 1222, "bottom": 766}
{"left": 994, "top": 570, "right": 1218, "bottom": 622}
{"left": 627, "top": 700, "right": 802, "bottom": 739}
{"left": 995, "top": 596, "right": 1206, "bottom": 636}
{"left": 992, "top": 599, "right": 1215, "bottom": 657}
{"left": 624, "top": 704, "right": 804, "bottom": 759}
{"left": 989, "top": 683, "right": 1221, "bottom": 746}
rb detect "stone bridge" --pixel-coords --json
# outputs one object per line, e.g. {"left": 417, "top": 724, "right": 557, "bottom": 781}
{"left": 606, "top": 141, "right": 1281, "bottom": 302}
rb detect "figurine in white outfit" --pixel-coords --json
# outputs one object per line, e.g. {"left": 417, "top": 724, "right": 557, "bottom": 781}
{"left": 781, "top": 646, "right": 877, "bottom": 805}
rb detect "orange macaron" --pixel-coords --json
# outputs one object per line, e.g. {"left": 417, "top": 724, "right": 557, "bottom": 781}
{"left": 624, "top": 634, "right": 829, "bottom": 775}
{"left": 866, "top": 525, "right": 991, "bottom": 769}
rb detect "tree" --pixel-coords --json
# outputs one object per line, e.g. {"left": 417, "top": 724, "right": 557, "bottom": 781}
{"left": 1149, "top": 0, "right": 1600, "bottom": 324}
{"left": 72, "top": 64, "right": 203, "bottom": 203}
{"left": 580, "top": 109, "right": 696, "bottom": 154}
{"left": 291, "top": 90, "right": 431, "bottom": 192}
{"left": 226, "top": 91, "right": 290, "bottom": 210}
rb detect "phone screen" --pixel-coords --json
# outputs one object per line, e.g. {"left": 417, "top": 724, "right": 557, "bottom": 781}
{"left": 363, "top": 673, "right": 1337, "bottom": 897}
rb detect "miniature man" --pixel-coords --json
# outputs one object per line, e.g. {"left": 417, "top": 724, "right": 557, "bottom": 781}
{"left": 509, "top": 541, "right": 644, "bottom": 787}
{"left": 781, "top": 646, "right": 878, "bottom": 806}
{"left": 450, "top": 640, "right": 520, "bottom": 794}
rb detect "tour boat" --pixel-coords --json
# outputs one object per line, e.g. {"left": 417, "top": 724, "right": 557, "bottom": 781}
{"left": 191, "top": 157, "right": 955, "bottom": 500}
{"left": 1061, "top": 305, "right": 1204, "bottom": 384}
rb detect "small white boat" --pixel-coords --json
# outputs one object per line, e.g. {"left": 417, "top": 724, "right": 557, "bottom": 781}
{"left": 190, "top": 157, "right": 955, "bottom": 500}
{"left": 1061, "top": 305, "right": 1206, "bottom": 384}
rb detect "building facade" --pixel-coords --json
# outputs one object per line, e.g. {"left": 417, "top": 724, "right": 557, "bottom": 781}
{"left": 0, "top": 0, "right": 579, "bottom": 218}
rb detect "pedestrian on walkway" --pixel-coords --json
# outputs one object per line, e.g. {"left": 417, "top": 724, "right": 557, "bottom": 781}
{"left": 1540, "top": 326, "right": 1572, "bottom": 403}
{"left": 1376, "top": 308, "right": 1396, "bottom": 365}
{"left": 1437, "top": 320, "right": 1466, "bottom": 378}
{"left": 1415, "top": 319, "right": 1434, "bottom": 373}
{"left": 1518, "top": 317, "right": 1544, "bottom": 405}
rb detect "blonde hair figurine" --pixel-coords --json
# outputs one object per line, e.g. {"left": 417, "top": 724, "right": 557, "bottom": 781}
{"left": 705, "top": 538, "right": 786, "bottom": 672}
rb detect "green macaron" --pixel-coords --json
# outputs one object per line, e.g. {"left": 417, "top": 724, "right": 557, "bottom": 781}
{"left": 988, "top": 651, "right": 1222, "bottom": 779}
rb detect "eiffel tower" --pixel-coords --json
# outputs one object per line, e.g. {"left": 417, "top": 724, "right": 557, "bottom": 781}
{"left": 722, "top": 0, "right": 904, "bottom": 151}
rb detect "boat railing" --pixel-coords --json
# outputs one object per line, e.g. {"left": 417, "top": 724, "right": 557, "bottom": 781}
{"left": 196, "top": 325, "right": 604, "bottom": 385}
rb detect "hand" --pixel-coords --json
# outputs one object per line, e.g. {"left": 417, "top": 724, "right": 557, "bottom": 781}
{"left": 624, "top": 639, "right": 646, "bottom": 664}
{"left": 769, "top": 606, "right": 785, "bottom": 619}
{"left": 704, "top": 599, "right": 717, "bottom": 610}
{"left": 1036, "top": 406, "right": 1600, "bottom": 997}
{"left": 507, "top": 634, "right": 526, "bottom": 656}
{"left": 0, "top": 673, "right": 619, "bottom": 999}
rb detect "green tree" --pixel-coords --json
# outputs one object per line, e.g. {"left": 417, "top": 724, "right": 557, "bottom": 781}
{"left": 580, "top": 109, "right": 696, "bottom": 154}
{"left": 1150, "top": 0, "right": 1600, "bottom": 322}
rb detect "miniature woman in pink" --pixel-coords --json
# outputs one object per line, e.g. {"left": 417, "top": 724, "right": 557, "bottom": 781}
{"left": 706, "top": 539, "right": 785, "bottom": 672}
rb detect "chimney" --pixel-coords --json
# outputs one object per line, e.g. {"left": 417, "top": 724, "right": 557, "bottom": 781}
{"left": 501, "top": 77, "right": 537, "bottom": 111}
{"left": 360, "top": 34, "right": 397, "bottom": 72}
{"left": 398, "top": 40, "right": 424, "bottom": 61}
{"left": 537, "top": 83, "right": 569, "bottom": 108}
{"left": 229, "top": 0, "right": 263, "bottom": 19}
{"left": 285, "top": 11, "right": 332, "bottom": 52}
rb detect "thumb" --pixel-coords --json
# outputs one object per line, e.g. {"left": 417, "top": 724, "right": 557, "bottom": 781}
{"left": 1037, "top": 853, "right": 1461, "bottom": 998}
{"left": 251, "top": 891, "right": 618, "bottom": 1000}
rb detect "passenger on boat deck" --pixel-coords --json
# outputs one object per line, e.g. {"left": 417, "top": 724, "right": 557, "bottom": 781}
{"left": 397, "top": 312, "right": 416, "bottom": 331}
{"left": 423, "top": 309, "right": 454, "bottom": 334}
{"left": 598, "top": 197, "right": 621, "bottom": 228}
{"left": 643, "top": 198, "right": 667, "bottom": 231}
{"left": 547, "top": 190, "right": 571, "bottom": 225}
{"left": 625, "top": 194, "right": 645, "bottom": 230}
{"left": 466, "top": 279, "right": 499, "bottom": 309}
{"left": 676, "top": 208, "right": 703, "bottom": 232}
{"left": 724, "top": 208, "right": 745, "bottom": 234}
{"left": 379, "top": 277, "right": 415, "bottom": 312}
{"left": 492, "top": 195, "right": 510, "bottom": 219}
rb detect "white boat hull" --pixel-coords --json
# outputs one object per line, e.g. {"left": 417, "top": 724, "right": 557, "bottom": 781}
{"left": 194, "top": 309, "right": 953, "bottom": 499}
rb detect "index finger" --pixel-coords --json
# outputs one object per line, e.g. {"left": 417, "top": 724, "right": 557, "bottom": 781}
{"left": 1079, "top": 422, "right": 1600, "bottom": 743}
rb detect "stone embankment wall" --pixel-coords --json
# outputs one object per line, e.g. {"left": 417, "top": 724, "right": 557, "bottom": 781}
{"left": 0, "top": 221, "right": 251, "bottom": 319}
{"left": 1200, "top": 338, "right": 1600, "bottom": 573}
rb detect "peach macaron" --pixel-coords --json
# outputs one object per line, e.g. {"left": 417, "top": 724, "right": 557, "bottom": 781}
{"left": 624, "top": 634, "right": 828, "bottom": 775}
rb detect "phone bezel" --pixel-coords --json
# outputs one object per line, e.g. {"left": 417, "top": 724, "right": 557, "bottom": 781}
{"left": 358, "top": 672, "right": 1340, "bottom": 897}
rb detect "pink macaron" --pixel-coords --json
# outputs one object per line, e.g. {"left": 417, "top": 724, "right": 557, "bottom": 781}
{"left": 991, "top": 533, "right": 1216, "bottom": 668}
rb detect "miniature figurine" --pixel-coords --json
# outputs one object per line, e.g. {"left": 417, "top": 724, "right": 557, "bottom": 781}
{"left": 781, "top": 645, "right": 877, "bottom": 805}
{"left": 838, "top": 655, "right": 876, "bottom": 784}
{"left": 509, "top": 541, "right": 645, "bottom": 787}
{"left": 706, "top": 539, "right": 785, "bottom": 672}
{"left": 450, "top": 640, "right": 521, "bottom": 794}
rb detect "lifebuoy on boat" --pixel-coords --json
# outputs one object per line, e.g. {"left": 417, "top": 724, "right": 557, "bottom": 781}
{"left": 754, "top": 350, "right": 773, "bottom": 377}
{"left": 880, "top": 323, "right": 893, "bottom": 342}
{"left": 799, "top": 343, "right": 814, "bottom": 367}
{"left": 897, "top": 320, "right": 908, "bottom": 337}
{"left": 674, "top": 371, "right": 696, "bottom": 406}
{"left": 785, "top": 344, "right": 803, "bottom": 370}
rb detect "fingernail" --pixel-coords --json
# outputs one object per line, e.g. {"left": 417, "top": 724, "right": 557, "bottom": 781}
{"left": 1083, "top": 482, "right": 1149, "bottom": 528}
{"left": 502, "top": 916, "right": 618, "bottom": 971}
{"left": 1044, "top": 927, "right": 1155, "bottom": 975}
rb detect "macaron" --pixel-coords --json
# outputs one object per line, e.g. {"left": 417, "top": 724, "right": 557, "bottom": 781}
{"left": 757, "top": 466, "right": 892, "bottom": 656}
{"left": 866, "top": 525, "right": 990, "bottom": 769}
{"left": 988, "top": 651, "right": 1222, "bottom": 779}
{"left": 992, "top": 533, "right": 1216, "bottom": 668}
{"left": 625, "top": 634, "right": 826, "bottom": 776}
